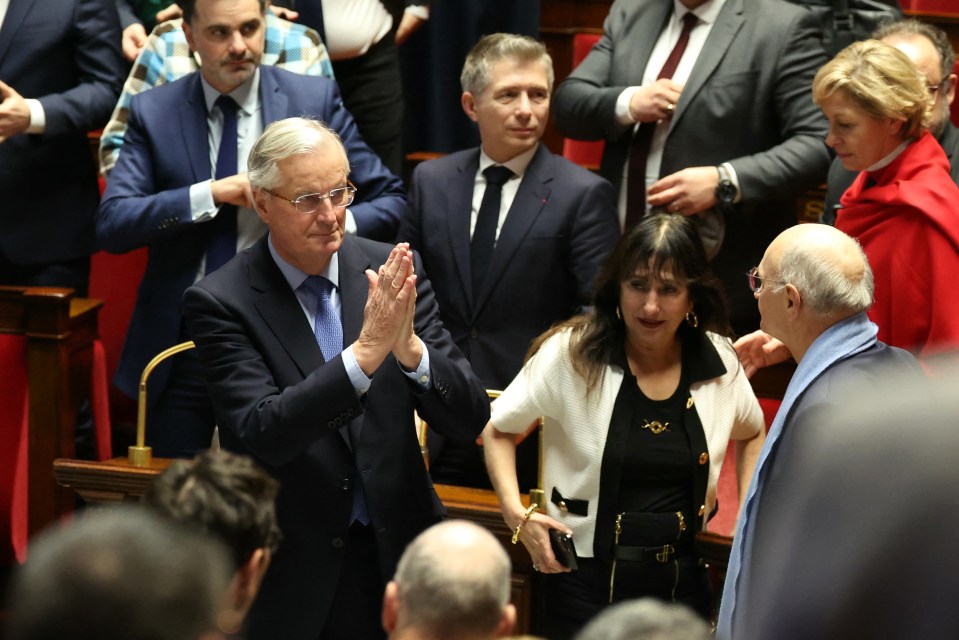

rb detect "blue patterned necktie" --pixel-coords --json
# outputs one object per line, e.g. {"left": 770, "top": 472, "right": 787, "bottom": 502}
{"left": 302, "top": 275, "right": 369, "bottom": 525}
{"left": 304, "top": 275, "right": 342, "bottom": 361}
{"left": 205, "top": 95, "right": 239, "bottom": 275}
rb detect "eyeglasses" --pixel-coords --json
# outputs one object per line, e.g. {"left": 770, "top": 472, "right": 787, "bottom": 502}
{"left": 262, "top": 181, "right": 357, "bottom": 213}
{"left": 747, "top": 267, "right": 787, "bottom": 293}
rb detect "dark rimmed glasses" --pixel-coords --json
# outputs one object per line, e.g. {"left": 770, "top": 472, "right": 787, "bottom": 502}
{"left": 262, "top": 181, "right": 357, "bottom": 213}
{"left": 747, "top": 267, "right": 787, "bottom": 293}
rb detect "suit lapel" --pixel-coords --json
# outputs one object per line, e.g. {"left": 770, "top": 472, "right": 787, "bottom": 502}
{"left": 181, "top": 74, "right": 213, "bottom": 182}
{"left": 259, "top": 66, "right": 288, "bottom": 128}
{"left": 0, "top": 0, "right": 33, "bottom": 65}
{"left": 473, "top": 146, "right": 551, "bottom": 317}
{"left": 670, "top": 0, "right": 745, "bottom": 131}
{"left": 629, "top": 1, "right": 672, "bottom": 85}
{"left": 449, "top": 151, "right": 479, "bottom": 307}
{"left": 249, "top": 237, "right": 326, "bottom": 377}
{"left": 334, "top": 237, "right": 371, "bottom": 348}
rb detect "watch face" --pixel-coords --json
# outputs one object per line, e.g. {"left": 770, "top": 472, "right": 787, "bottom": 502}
{"left": 716, "top": 180, "right": 737, "bottom": 203}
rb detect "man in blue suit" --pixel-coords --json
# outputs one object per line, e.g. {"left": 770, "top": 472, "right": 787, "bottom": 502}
{"left": 0, "top": 0, "right": 123, "bottom": 293}
{"left": 97, "top": 0, "right": 405, "bottom": 457}
{"left": 398, "top": 34, "right": 620, "bottom": 489}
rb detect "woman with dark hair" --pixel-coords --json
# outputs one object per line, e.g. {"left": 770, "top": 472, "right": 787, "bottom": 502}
{"left": 483, "top": 213, "right": 765, "bottom": 638}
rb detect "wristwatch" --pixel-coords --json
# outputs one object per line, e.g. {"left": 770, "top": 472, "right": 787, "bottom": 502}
{"left": 715, "top": 164, "right": 738, "bottom": 207}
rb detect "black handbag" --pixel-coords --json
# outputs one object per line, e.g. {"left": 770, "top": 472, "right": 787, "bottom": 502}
{"left": 785, "top": 0, "right": 904, "bottom": 57}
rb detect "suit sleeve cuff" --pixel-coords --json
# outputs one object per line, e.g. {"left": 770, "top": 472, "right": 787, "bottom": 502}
{"left": 26, "top": 99, "right": 45, "bottom": 134}
{"left": 615, "top": 87, "right": 640, "bottom": 125}
{"left": 190, "top": 180, "right": 219, "bottom": 222}
{"left": 343, "top": 345, "right": 373, "bottom": 396}
{"left": 397, "top": 339, "right": 431, "bottom": 390}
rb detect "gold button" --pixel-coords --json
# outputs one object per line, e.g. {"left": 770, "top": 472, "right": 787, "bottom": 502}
{"left": 558, "top": 500, "right": 568, "bottom": 514}
{"left": 698, "top": 452, "right": 708, "bottom": 465}
{"left": 686, "top": 397, "right": 694, "bottom": 409}
{"left": 698, "top": 504, "right": 705, "bottom": 517}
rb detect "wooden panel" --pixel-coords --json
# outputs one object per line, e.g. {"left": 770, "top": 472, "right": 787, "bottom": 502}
{"left": 54, "top": 460, "right": 544, "bottom": 634}
{"left": 0, "top": 287, "right": 102, "bottom": 538}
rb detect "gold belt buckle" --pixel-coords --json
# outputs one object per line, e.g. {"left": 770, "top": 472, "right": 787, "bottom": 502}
{"left": 656, "top": 544, "right": 675, "bottom": 563}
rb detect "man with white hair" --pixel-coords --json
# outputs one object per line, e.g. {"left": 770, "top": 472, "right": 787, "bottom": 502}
{"left": 717, "top": 224, "right": 919, "bottom": 639}
{"left": 382, "top": 520, "right": 516, "bottom": 640}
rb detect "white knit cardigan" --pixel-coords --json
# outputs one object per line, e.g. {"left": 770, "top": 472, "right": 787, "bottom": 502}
{"left": 490, "top": 328, "right": 764, "bottom": 557}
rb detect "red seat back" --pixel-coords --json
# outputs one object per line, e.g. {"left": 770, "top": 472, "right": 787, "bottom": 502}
{"left": 561, "top": 32, "right": 606, "bottom": 170}
{"left": 0, "top": 335, "right": 30, "bottom": 566}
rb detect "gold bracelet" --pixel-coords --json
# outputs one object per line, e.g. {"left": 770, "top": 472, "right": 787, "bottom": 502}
{"left": 511, "top": 505, "right": 539, "bottom": 544}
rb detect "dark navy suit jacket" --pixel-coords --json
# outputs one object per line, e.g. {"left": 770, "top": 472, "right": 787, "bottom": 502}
{"left": 97, "top": 66, "right": 405, "bottom": 399}
{"left": 182, "top": 234, "right": 489, "bottom": 639}
{"left": 0, "top": 0, "right": 123, "bottom": 266}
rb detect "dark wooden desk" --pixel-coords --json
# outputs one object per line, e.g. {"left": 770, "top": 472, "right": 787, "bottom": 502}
{"left": 53, "top": 458, "right": 544, "bottom": 634}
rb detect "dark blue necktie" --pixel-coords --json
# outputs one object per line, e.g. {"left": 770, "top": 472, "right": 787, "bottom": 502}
{"left": 470, "top": 165, "right": 514, "bottom": 299}
{"left": 205, "top": 95, "right": 239, "bottom": 275}
{"left": 302, "top": 276, "right": 369, "bottom": 525}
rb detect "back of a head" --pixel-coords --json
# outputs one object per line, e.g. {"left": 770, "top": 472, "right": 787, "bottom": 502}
{"left": 393, "top": 520, "right": 511, "bottom": 639}
{"left": 144, "top": 450, "right": 281, "bottom": 570}
{"left": 774, "top": 224, "right": 874, "bottom": 320}
{"left": 573, "top": 599, "right": 710, "bottom": 640}
{"left": 7, "top": 507, "right": 232, "bottom": 640}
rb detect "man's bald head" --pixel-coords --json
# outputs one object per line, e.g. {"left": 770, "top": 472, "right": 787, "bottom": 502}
{"left": 384, "top": 520, "right": 514, "bottom": 639}
{"left": 764, "top": 224, "right": 874, "bottom": 319}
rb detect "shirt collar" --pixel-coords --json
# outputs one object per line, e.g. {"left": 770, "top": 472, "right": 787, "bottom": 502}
{"left": 478, "top": 143, "right": 538, "bottom": 179}
{"left": 200, "top": 67, "right": 260, "bottom": 117}
{"left": 866, "top": 138, "right": 912, "bottom": 172}
{"left": 267, "top": 234, "right": 340, "bottom": 291}
{"left": 673, "top": 0, "right": 725, "bottom": 26}
{"left": 610, "top": 328, "right": 727, "bottom": 384}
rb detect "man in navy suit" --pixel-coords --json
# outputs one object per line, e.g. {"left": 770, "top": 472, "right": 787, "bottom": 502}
{"left": 398, "top": 34, "right": 620, "bottom": 489}
{"left": 97, "top": 0, "right": 406, "bottom": 457}
{"left": 0, "top": 0, "right": 123, "bottom": 293}
{"left": 182, "top": 117, "right": 489, "bottom": 639}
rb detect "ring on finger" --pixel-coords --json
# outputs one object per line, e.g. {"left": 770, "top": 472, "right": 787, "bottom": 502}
{"left": 532, "top": 563, "right": 540, "bottom": 572}
{"left": 665, "top": 102, "right": 674, "bottom": 112}
{"left": 391, "top": 281, "right": 402, "bottom": 290}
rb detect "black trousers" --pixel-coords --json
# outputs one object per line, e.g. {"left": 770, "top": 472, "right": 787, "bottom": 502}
{"left": 543, "top": 555, "right": 710, "bottom": 640}
{"left": 319, "top": 522, "right": 386, "bottom": 640}
{"left": 331, "top": 35, "right": 404, "bottom": 178}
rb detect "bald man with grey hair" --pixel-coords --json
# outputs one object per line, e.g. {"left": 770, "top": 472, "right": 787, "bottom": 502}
{"left": 382, "top": 520, "right": 516, "bottom": 640}
{"left": 717, "top": 224, "right": 920, "bottom": 639}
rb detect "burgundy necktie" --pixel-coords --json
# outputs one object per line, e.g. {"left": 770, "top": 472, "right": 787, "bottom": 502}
{"left": 625, "top": 12, "right": 699, "bottom": 229}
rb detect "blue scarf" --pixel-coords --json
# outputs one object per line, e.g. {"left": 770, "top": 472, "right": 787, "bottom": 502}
{"left": 717, "top": 313, "right": 878, "bottom": 639}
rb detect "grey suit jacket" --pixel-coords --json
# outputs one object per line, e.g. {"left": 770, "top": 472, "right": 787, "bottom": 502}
{"left": 553, "top": 0, "right": 831, "bottom": 332}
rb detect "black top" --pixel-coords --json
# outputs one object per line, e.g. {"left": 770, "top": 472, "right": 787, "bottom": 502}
{"left": 619, "top": 364, "right": 693, "bottom": 514}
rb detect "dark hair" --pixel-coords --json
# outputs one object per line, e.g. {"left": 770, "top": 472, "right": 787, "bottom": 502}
{"left": 874, "top": 18, "right": 955, "bottom": 81}
{"left": 530, "top": 213, "right": 730, "bottom": 392}
{"left": 7, "top": 507, "right": 232, "bottom": 640}
{"left": 181, "top": 0, "right": 267, "bottom": 24}
{"left": 145, "top": 450, "right": 282, "bottom": 570}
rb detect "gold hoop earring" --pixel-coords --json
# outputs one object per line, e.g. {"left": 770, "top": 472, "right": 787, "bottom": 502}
{"left": 615, "top": 307, "right": 622, "bottom": 321}
{"left": 685, "top": 311, "right": 699, "bottom": 328}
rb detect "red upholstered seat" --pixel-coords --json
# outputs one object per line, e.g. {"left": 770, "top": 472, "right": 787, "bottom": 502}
{"left": 561, "top": 32, "right": 605, "bottom": 170}
{"left": 0, "top": 335, "right": 30, "bottom": 566}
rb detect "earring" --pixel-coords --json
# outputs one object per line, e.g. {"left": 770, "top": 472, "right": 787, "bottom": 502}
{"left": 685, "top": 311, "right": 699, "bottom": 328}
{"left": 615, "top": 306, "right": 622, "bottom": 321}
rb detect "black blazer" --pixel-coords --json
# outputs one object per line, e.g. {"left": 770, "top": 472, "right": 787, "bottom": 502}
{"left": 182, "top": 235, "right": 489, "bottom": 639}
{"left": 0, "top": 0, "right": 123, "bottom": 266}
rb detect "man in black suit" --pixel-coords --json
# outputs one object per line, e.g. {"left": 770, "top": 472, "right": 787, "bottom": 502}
{"left": 398, "top": 33, "right": 620, "bottom": 489}
{"left": 182, "top": 117, "right": 489, "bottom": 640}
{"left": 553, "top": 0, "right": 831, "bottom": 335}
{"left": 823, "top": 18, "right": 959, "bottom": 223}
{"left": 0, "top": 0, "right": 123, "bottom": 293}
